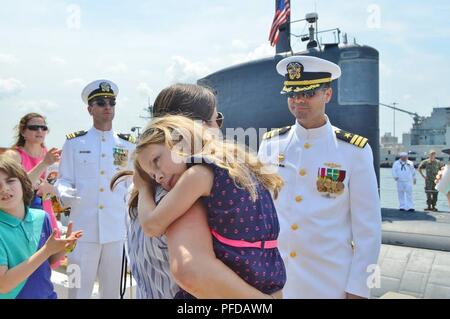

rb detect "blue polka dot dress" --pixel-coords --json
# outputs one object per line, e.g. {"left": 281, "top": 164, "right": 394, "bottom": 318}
{"left": 175, "top": 158, "right": 286, "bottom": 298}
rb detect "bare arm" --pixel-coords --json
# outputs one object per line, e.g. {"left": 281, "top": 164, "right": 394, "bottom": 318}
{"left": 27, "top": 148, "right": 61, "bottom": 186}
{"left": 166, "top": 201, "right": 274, "bottom": 299}
{"left": 0, "top": 247, "right": 52, "bottom": 294}
{"left": 138, "top": 165, "right": 213, "bottom": 237}
{"left": 0, "top": 228, "right": 81, "bottom": 294}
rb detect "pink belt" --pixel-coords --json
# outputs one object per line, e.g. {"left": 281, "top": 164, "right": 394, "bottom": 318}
{"left": 211, "top": 229, "right": 278, "bottom": 249}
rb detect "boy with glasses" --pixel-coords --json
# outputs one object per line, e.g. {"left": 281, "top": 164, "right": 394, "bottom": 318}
{"left": 54, "top": 79, "right": 135, "bottom": 298}
{"left": 258, "top": 56, "right": 381, "bottom": 299}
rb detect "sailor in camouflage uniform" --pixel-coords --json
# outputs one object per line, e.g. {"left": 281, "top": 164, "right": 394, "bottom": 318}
{"left": 55, "top": 80, "right": 135, "bottom": 298}
{"left": 258, "top": 56, "right": 382, "bottom": 299}
{"left": 418, "top": 150, "right": 444, "bottom": 211}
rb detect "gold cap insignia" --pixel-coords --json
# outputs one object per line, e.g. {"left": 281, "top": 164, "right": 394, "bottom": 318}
{"left": 100, "top": 82, "right": 111, "bottom": 92}
{"left": 287, "top": 62, "right": 303, "bottom": 80}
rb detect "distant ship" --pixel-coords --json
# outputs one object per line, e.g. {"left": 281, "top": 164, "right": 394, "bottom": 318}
{"left": 380, "top": 106, "right": 450, "bottom": 167}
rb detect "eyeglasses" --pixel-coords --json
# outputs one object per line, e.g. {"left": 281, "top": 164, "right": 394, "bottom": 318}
{"left": 205, "top": 112, "right": 224, "bottom": 128}
{"left": 287, "top": 88, "right": 325, "bottom": 99}
{"left": 26, "top": 125, "right": 48, "bottom": 131}
{"left": 92, "top": 99, "right": 116, "bottom": 107}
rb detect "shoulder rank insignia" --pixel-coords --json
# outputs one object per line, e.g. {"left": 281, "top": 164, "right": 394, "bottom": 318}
{"left": 334, "top": 129, "right": 368, "bottom": 148}
{"left": 117, "top": 133, "right": 137, "bottom": 144}
{"left": 263, "top": 126, "right": 291, "bottom": 140}
{"left": 66, "top": 130, "right": 87, "bottom": 140}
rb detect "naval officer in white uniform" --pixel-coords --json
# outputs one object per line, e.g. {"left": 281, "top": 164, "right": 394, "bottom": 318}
{"left": 55, "top": 79, "right": 135, "bottom": 298}
{"left": 258, "top": 56, "right": 382, "bottom": 299}
{"left": 392, "top": 152, "right": 416, "bottom": 211}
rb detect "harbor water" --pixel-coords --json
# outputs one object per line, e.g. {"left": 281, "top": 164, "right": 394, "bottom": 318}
{"left": 380, "top": 167, "right": 449, "bottom": 212}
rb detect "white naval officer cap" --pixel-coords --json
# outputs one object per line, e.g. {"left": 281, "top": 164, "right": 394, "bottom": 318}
{"left": 81, "top": 79, "right": 119, "bottom": 105}
{"left": 276, "top": 55, "right": 341, "bottom": 94}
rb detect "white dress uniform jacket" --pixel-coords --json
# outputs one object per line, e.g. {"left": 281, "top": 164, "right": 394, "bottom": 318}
{"left": 258, "top": 118, "right": 382, "bottom": 298}
{"left": 392, "top": 159, "right": 416, "bottom": 210}
{"left": 55, "top": 127, "right": 135, "bottom": 244}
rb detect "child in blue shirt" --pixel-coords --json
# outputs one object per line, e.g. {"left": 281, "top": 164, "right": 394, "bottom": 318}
{"left": 0, "top": 155, "right": 82, "bottom": 299}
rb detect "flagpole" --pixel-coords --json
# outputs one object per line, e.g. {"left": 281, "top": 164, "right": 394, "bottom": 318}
{"left": 275, "top": 0, "right": 291, "bottom": 54}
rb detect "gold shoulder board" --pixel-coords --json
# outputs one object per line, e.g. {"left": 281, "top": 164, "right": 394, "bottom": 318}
{"left": 263, "top": 126, "right": 291, "bottom": 140}
{"left": 334, "top": 129, "right": 368, "bottom": 148}
{"left": 65, "top": 130, "right": 87, "bottom": 140}
{"left": 118, "top": 133, "right": 137, "bottom": 144}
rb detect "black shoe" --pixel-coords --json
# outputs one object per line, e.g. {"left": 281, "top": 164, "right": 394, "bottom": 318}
{"left": 424, "top": 207, "right": 432, "bottom": 211}
{"left": 399, "top": 208, "right": 406, "bottom": 211}
{"left": 432, "top": 207, "right": 438, "bottom": 212}
{"left": 407, "top": 209, "right": 415, "bottom": 212}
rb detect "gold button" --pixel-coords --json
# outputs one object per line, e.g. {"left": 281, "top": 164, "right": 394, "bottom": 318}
{"left": 304, "top": 143, "right": 311, "bottom": 149}
{"left": 290, "top": 251, "right": 297, "bottom": 258}
{"left": 101, "top": 153, "right": 106, "bottom": 158}
{"left": 277, "top": 153, "right": 285, "bottom": 162}
{"left": 291, "top": 224, "right": 299, "bottom": 231}
{"left": 100, "top": 188, "right": 104, "bottom": 192}
{"left": 99, "top": 205, "right": 104, "bottom": 209}
{"left": 100, "top": 170, "right": 105, "bottom": 175}
{"left": 295, "top": 195, "right": 303, "bottom": 203}
{"left": 299, "top": 169, "right": 306, "bottom": 176}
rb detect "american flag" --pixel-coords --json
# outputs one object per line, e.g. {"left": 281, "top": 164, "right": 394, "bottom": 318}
{"left": 269, "top": 0, "right": 291, "bottom": 46}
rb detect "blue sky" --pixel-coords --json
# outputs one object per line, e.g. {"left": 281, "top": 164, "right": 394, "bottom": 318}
{"left": 1, "top": 0, "right": 449, "bottom": 148}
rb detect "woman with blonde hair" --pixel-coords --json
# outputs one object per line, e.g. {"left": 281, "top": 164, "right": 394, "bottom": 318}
{"left": 132, "top": 115, "right": 286, "bottom": 298}
{"left": 113, "top": 84, "right": 282, "bottom": 298}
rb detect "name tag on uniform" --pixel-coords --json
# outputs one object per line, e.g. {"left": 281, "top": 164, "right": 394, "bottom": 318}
{"left": 79, "top": 150, "right": 91, "bottom": 154}
{"left": 113, "top": 147, "right": 128, "bottom": 167}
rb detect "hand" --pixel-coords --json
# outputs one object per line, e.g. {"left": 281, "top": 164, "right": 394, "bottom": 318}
{"left": 43, "top": 148, "right": 61, "bottom": 166}
{"left": 133, "top": 169, "right": 156, "bottom": 192}
{"left": 435, "top": 166, "right": 446, "bottom": 184}
{"left": 346, "top": 292, "right": 366, "bottom": 299}
{"left": 44, "top": 222, "right": 82, "bottom": 256}
{"left": 36, "top": 180, "right": 55, "bottom": 197}
{"left": 64, "top": 221, "right": 82, "bottom": 253}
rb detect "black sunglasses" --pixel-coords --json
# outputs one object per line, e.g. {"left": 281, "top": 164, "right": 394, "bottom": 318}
{"left": 215, "top": 112, "right": 224, "bottom": 128}
{"left": 287, "top": 88, "right": 326, "bottom": 99}
{"left": 92, "top": 98, "right": 116, "bottom": 107}
{"left": 26, "top": 125, "right": 48, "bottom": 131}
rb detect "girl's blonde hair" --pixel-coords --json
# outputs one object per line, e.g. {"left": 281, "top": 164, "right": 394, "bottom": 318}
{"left": 136, "top": 115, "right": 282, "bottom": 200}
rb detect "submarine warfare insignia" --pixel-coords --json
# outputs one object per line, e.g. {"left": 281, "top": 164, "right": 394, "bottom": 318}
{"left": 316, "top": 167, "right": 346, "bottom": 197}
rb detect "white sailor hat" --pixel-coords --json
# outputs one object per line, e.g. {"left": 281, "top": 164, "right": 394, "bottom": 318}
{"left": 81, "top": 79, "right": 119, "bottom": 105}
{"left": 276, "top": 55, "right": 341, "bottom": 94}
{"left": 399, "top": 152, "right": 408, "bottom": 156}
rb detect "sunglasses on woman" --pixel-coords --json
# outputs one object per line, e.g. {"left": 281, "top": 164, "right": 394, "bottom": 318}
{"left": 92, "top": 98, "right": 116, "bottom": 107}
{"left": 26, "top": 125, "right": 48, "bottom": 131}
{"left": 205, "top": 112, "right": 224, "bottom": 128}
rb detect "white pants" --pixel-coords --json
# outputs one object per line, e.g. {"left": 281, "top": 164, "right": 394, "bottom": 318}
{"left": 396, "top": 181, "right": 414, "bottom": 210}
{"left": 67, "top": 240, "right": 124, "bottom": 299}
